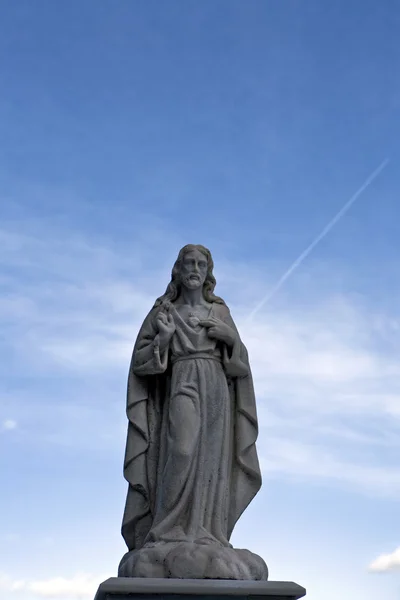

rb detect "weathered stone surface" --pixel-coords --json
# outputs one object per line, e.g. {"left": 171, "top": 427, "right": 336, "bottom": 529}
{"left": 94, "top": 577, "right": 306, "bottom": 600}
{"left": 119, "top": 245, "right": 266, "bottom": 579}
{"left": 118, "top": 542, "right": 268, "bottom": 579}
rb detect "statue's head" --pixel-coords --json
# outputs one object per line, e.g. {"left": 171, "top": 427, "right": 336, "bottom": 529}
{"left": 154, "top": 244, "right": 226, "bottom": 307}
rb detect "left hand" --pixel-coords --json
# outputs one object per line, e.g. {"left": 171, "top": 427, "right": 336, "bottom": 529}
{"left": 199, "top": 317, "right": 236, "bottom": 347}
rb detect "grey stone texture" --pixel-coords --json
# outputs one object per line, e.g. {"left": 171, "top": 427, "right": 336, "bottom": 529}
{"left": 119, "top": 245, "right": 266, "bottom": 580}
{"left": 94, "top": 578, "right": 306, "bottom": 600}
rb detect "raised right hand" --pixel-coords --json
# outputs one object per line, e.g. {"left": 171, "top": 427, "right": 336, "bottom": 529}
{"left": 156, "top": 304, "right": 176, "bottom": 348}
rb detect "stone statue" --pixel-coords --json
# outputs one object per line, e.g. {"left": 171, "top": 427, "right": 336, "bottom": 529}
{"left": 118, "top": 244, "right": 268, "bottom": 580}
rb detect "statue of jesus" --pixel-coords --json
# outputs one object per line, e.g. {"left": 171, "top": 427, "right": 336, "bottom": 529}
{"left": 118, "top": 244, "right": 268, "bottom": 580}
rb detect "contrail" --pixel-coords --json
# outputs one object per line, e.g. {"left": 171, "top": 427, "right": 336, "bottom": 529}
{"left": 247, "top": 158, "right": 389, "bottom": 321}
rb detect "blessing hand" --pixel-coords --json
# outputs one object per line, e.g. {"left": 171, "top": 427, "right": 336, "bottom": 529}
{"left": 199, "top": 317, "right": 236, "bottom": 347}
{"left": 156, "top": 303, "right": 176, "bottom": 349}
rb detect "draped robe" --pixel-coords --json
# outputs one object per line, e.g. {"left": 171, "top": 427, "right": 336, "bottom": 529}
{"left": 121, "top": 301, "right": 262, "bottom": 552}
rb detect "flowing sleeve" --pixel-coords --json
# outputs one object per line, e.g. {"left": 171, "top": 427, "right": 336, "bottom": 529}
{"left": 132, "top": 308, "right": 169, "bottom": 376}
{"left": 217, "top": 305, "right": 249, "bottom": 378}
{"left": 213, "top": 303, "right": 261, "bottom": 537}
{"left": 121, "top": 307, "right": 168, "bottom": 554}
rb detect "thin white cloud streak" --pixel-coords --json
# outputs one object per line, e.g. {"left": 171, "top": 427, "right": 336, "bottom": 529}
{"left": 261, "top": 437, "right": 400, "bottom": 497}
{"left": 247, "top": 159, "right": 390, "bottom": 320}
{"left": 369, "top": 547, "right": 400, "bottom": 573}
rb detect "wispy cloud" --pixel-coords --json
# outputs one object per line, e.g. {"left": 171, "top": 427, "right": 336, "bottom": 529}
{"left": 262, "top": 437, "right": 400, "bottom": 497}
{"left": 2, "top": 419, "right": 17, "bottom": 431}
{"left": 0, "top": 572, "right": 107, "bottom": 598}
{"left": 369, "top": 547, "right": 400, "bottom": 573}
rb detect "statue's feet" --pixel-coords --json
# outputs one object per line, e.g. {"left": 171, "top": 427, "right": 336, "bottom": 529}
{"left": 118, "top": 541, "right": 268, "bottom": 580}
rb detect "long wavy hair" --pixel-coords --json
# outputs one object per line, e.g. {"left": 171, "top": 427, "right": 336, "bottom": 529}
{"left": 154, "top": 244, "right": 226, "bottom": 307}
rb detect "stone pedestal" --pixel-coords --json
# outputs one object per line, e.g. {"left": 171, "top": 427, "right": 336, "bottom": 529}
{"left": 94, "top": 578, "right": 306, "bottom": 600}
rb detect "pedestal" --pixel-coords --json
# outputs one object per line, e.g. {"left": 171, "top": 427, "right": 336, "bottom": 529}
{"left": 94, "top": 578, "right": 306, "bottom": 600}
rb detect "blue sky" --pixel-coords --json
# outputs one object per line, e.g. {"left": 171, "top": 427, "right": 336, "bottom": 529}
{"left": 1, "top": 1, "right": 400, "bottom": 598}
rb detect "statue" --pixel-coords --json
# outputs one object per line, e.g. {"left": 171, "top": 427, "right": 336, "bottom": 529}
{"left": 118, "top": 244, "right": 268, "bottom": 580}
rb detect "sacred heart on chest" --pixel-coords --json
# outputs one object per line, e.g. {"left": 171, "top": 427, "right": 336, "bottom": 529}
{"left": 188, "top": 312, "right": 201, "bottom": 329}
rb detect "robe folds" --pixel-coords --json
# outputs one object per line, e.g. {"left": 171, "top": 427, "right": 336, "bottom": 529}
{"left": 121, "top": 301, "right": 262, "bottom": 552}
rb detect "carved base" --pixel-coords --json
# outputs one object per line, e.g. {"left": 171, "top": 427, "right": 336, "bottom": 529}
{"left": 118, "top": 541, "right": 268, "bottom": 580}
{"left": 94, "top": 577, "right": 306, "bottom": 600}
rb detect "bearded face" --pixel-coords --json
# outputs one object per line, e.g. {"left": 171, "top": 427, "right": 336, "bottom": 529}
{"left": 179, "top": 249, "right": 208, "bottom": 290}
